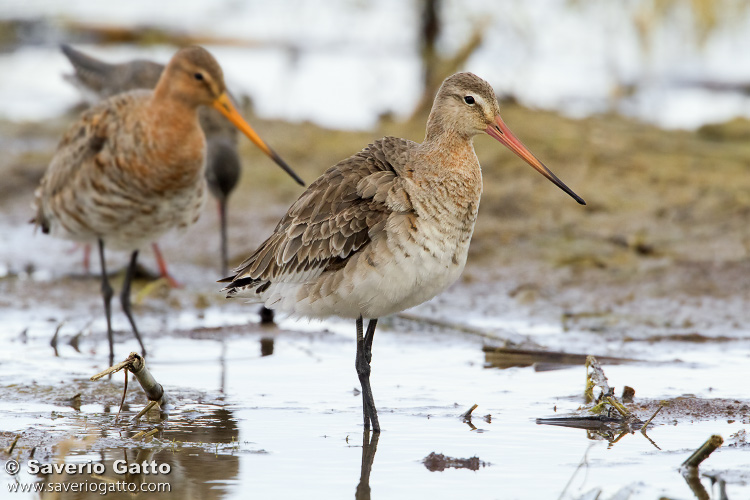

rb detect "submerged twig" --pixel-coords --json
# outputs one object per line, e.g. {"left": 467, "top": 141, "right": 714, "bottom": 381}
{"left": 609, "top": 429, "right": 631, "bottom": 445}
{"left": 461, "top": 404, "right": 478, "bottom": 420}
{"left": 131, "top": 427, "right": 159, "bottom": 441}
{"left": 3, "top": 435, "right": 20, "bottom": 454}
{"left": 640, "top": 405, "right": 663, "bottom": 434}
{"left": 682, "top": 466, "right": 710, "bottom": 500}
{"left": 638, "top": 405, "right": 664, "bottom": 450}
{"left": 460, "top": 404, "right": 480, "bottom": 430}
{"left": 133, "top": 400, "right": 158, "bottom": 421}
{"left": 682, "top": 434, "right": 723, "bottom": 468}
{"left": 641, "top": 430, "right": 662, "bottom": 451}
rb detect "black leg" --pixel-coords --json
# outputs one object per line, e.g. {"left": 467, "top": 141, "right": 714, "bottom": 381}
{"left": 365, "top": 319, "right": 379, "bottom": 430}
{"left": 356, "top": 317, "right": 370, "bottom": 430}
{"left": 355, "top": 316, "right": 380, "bottom": 433}
{"left": 120, "top": 250, "right": 147, "bottom": 357}
{"left": 219, "top": 198, "right": 229, "bottom": 277}
{"left": 97, "top": 239, "right": 115, "bottom": 367}
{"left": 364, "top": 319, "right": 377, "bottom": 364}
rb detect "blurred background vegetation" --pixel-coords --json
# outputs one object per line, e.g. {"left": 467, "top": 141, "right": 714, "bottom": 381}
{"left": 2, "top": 0, "right": 750, "bottom": 319}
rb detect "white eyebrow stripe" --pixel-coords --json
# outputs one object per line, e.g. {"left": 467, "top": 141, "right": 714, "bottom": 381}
{"left": 471, "top": 94, "right": 487, "bottom": 108}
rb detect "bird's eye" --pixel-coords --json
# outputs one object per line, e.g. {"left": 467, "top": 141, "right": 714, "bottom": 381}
{"left": 464, "top": 95, "right": 475, "bottom": 105}
{"left": 194, "top": 73, "right": 204, "bottom": 81}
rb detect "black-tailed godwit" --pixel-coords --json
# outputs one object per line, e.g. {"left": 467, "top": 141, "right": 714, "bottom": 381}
{"left": 221, "top": 72, "right": 585, "bottom": 432}
{"left": 35, "top": 46, "right": 302, "bottom": 365}
{"left": 60, "top": 44, "right": 304, "bottom": 278}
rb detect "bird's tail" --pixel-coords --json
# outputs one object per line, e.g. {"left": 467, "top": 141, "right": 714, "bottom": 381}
{"left": 60, "top": 44, "right": 116, "bottom": 94}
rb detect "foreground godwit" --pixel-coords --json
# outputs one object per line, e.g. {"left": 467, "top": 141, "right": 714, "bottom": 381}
{"left": 34, "top": 46, "right": 302, "bottom": 365}
{"left": 60, "top": 45, "right": 303, "bottom": 278}
{"left": 221, "top": 72, "right": 585, "bottom": 432}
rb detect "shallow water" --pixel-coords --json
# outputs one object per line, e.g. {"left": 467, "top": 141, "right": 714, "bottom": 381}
{"left": 2, "top": 207, "right": 750, "bottom": 498}
{"left": 2, "top": 283, "right": 750, "bottom": 499}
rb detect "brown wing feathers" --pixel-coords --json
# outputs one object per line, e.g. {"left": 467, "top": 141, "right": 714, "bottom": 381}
{"left": 221, "top": 138, "right": 412, "bottom": 295}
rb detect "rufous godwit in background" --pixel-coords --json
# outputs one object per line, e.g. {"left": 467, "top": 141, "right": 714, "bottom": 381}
{"left": 60, "top": 44, "right": 305, "bottom": 278}
{"left": 34, "top": 45, "right": 303, "bottom": 365}
{"left": 221, "top": 72, "right": 585, "bottom": 432}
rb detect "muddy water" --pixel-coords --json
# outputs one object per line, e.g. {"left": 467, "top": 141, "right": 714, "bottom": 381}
{"left": 2, "top": 274, "right": 750, "bottom": 500}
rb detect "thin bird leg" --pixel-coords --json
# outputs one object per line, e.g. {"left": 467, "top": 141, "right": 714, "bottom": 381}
{"left": 218, "top": 198, "right": 229, "bottom": 277}
{"left": 151, "top": 243, "right": 180, "bottom": 288}
{"left": 364, "top": 319, "right": 377, "bottom": 364}
{"left": 364, "top": 319, "right": 379, "bottom": 432}
{"left": 356, "top": 317, "right": 370, "bottom": 429}
{"left": 82, "top": 243, "right": 91, "bottom": 275}
{"left": 120, "top": 250, "right": 147, "bottom": 357}
{"left": 67, "top": 243, "right": 91, "bottom": 274}
{"left": 356, "top": 317, "right": 380, "bottom": 432}
{"left": 97, "top": 239, "right": 115, "bottom": 367}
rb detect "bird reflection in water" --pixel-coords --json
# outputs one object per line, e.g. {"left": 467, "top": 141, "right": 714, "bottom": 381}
{"left": 260, "top": 337, "right": 275, "bottom": 357}
{"left": 355, "top": 430, "right": 379, "bottom": 500}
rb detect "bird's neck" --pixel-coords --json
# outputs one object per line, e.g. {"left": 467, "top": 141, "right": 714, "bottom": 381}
{"left": 140, "top": 94, "right": 206, "bottom": 192}
{"left": 147, "top": 92, "right": 203, "bottom": 146}
{"left": 417, "top": 129, "right": 482, "bottom": 184}
{"left": 411, "top": 131, "right": 483, "bottom": 225}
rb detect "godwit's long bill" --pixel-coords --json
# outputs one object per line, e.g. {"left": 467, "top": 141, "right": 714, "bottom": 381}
{"left": 34, "top": 46, "right": 302, "bottom": 366}
{"left": 211, "top": 93, "right": 303, "bottom": 186}
{"left": 221, "top": 72, "right": 585, "bottom": 432}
